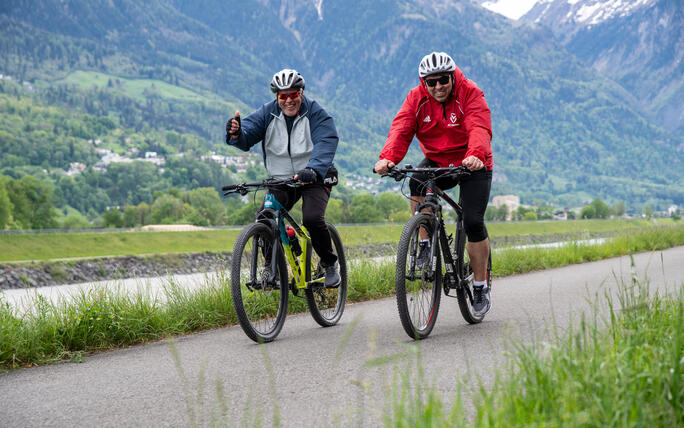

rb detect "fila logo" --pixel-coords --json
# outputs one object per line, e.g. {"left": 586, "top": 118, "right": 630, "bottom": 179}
{"left": 423, "top": 115, "right": 431, "bottom": 123}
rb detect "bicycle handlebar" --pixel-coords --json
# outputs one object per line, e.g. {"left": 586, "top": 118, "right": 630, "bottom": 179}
{"left": 222, "top": 178, "right": 301, "bottom": 196}
{"left": 374, "top": 164, "right": 471, "bottom": 181}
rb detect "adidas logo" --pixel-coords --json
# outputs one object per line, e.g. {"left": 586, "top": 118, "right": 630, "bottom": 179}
{"left": 423, "top": 116, "right": 431, "bottom": 123}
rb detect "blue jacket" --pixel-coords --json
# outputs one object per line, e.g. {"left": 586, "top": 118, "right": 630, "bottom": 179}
{"left": 227, "top": 95, "right": 339, "bottom": 180}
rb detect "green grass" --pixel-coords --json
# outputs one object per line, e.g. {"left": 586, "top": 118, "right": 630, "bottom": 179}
{"left": 382, "top": 271, "right": 683, "bottom": 427}
{"left": 1, "top": 218, "right": 678, "bottom": 262}
{"left": 493, "top": 225, "right": 684, "bottom": 276}
{"left": 55, "top": 70, "right": 215, "bottom": 103}
{"left": 0, "top": 229, "right": 242, "bottom": 262}
{"left": 1, "top": 227, "right": 683, "bottom": 371}
{"left": 485, "top": 218, "right": 677, "bottom": 236}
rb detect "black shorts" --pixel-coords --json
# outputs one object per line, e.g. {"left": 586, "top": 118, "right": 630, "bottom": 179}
{"left": 409, "top": 158, "right": 492, "bottom": 242}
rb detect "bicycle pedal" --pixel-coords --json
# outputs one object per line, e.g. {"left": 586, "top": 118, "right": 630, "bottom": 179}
{"left": 307, "top": 281, "right": 325, "bottom": 290}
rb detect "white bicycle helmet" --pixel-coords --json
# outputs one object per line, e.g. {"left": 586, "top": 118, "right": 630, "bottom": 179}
{"left": 418, "top": 52, "right": 456, "bottom": 78}
{"left": 270, "top": 68, "right": 306, "bottom": 93}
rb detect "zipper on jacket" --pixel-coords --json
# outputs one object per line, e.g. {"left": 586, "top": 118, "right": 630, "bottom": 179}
{"left": 285, "top": 114, "right": 296, "bottom": 157}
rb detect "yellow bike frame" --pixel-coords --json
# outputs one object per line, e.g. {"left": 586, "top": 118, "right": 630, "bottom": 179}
{"left": 281, "top": 225, "right": 325, "bottom": 290}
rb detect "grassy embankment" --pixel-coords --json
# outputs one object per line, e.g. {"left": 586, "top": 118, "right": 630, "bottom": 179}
{"left": 0, "top": 218, "right": 677, "bottom": 262}
{"left": 382, "top": 276, "right": 683, "bottom": 427}
{"left": 56, "top": 70, "right": 217, "bottom": 103}
{"left": 1, "top": 223, "right": 683, "bottom": 371}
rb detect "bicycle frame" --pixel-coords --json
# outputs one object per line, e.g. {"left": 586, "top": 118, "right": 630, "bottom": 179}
{"left": 413, "top": 182, "right": 466, "bottom": 294}
{"left": 260, "top": 193, "right": 325, "bottom": 291}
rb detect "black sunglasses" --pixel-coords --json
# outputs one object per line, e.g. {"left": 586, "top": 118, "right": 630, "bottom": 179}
{"left": 424, "top": 75, "right": 451, "bottom": 87}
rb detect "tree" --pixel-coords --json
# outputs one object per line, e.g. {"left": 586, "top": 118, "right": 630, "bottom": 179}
{"left": 137, "top": 202, "right": 151, "bottom": 226}
{"left": 0, "top": 176, "right": 11, "bottom": 229}
{"left": 535, "top": 204, "right": 554, "bottom": 220}
{"left": 6, "top": 178, "right": 31, "bottom": 228}
{"left": 123, "top": 206, "right": 139, "bottom": 227}
{"left": 590, "top": 198, "right": 610, "bottom": 219}
{"left": 150, "top": 194, "right": 187, "bottom": 224}
{"left": 102, "top": 208, "right": 123, "bottom": 228}
{"left": 376, "top": 192, "right": 408, "bottom": 221}
{"left": 6, "top": 175, "right": 58, "bottom": 229}
{"left": 180, "top": 187, "right": 226, "bottom": 225}
{"left": 643, "top": 204, "right": 653, "bottom": 219}
{"left": 62, "top": 213, "right": 90, "bottom": 229}
{"left": 581, "top": 205, "right": 596, "bottom": 219}
{"left": 522, "top": 211, "right": 538, "bottom": 221}
{"left": 611, "top": 201, "right": 626, "bottom": 217}
{"left": 484, "top": 206, "right": 495, "bottom": 221}
{"left": 494, "top": 204, "right": 509, "bottom": 221}
{"left": 389, "top": 210, "right": 411, "bottom": 223}
{"left": 325, "top": 198, "right": 345, "bottom": 224}
{"left": 183, "top": 206, "right": 208, "bottom": 226}
{"left": 227, "top": 201, "right": 260, "bottom": 225}
{"left": 349, "top": 194, "right": 383, "bottom": 223}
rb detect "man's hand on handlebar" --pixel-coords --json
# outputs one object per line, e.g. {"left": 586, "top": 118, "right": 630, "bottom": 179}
{"left": 374, "top": 159, "right": 395, "bottom": 175}
{"left": 462, "top": 155, "right": 484, "bottom": 171}
{"left": 294, "top": 168, "right": 317, "bottom": 184}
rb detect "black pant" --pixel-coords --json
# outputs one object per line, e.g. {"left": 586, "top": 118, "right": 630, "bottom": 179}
{"left": 265, "top": 183, "right": 337, "bottom": 266}
{"left": 409, "top": 158, "right": 492, "bottom": 243}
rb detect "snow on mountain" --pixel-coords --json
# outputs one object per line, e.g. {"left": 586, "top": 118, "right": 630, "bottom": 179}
{"left": 521, "top": 0, "right": 683, "bottom": 135}
{"left": 523, "top": 0, "right": 657, "bottom": 31}
{"left": 475, "top": 0, "right": 540, "bottom": 20}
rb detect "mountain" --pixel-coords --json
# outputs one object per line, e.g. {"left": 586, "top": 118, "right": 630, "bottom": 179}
{"left": 174, "top": 0, "right": 684, "bottom": 207}
{"left": 0, "top": 0, "right": 682, "bottom": 213}
{"left": 520, "top": 0, "right": 683, "bottom": 135}
{"left": 472, "top": 0, "right": 540, "bottom": 20}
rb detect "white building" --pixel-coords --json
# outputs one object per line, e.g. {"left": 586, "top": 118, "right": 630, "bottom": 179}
{"left": 492, "top": 195, "right": 519, "bottom": 210}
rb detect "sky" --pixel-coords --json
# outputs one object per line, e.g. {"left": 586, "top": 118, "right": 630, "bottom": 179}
{"left": 480, "top": 0, "right": 541, "bottom": 20}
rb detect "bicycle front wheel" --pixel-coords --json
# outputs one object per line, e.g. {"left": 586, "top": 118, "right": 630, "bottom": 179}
{"left": 395, "top": 213, "right": 442, "bottom": 340}
{"left": 305, "top": 223, "right": 347, "bottom": 327}
{"left": 230, "top": 222, "right": 289, "bottom": 343}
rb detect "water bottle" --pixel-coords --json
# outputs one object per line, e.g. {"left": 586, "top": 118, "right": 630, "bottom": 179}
{"left": 286, "top": 226, "right": 302, "bottom": 256}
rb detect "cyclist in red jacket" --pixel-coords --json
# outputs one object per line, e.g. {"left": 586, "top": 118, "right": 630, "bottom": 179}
{"left": 374, "top": 52, "right": 493, "bottom": 315}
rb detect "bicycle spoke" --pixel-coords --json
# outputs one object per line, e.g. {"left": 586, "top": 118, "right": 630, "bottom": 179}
{"left": 396, "top": 213, "right": 441, "bottom": 339}
{"left": 306, "top": 223, "right": 347, "bottom": 327}
{"left": 231, "top": 223, "right": 288, "bottom": 342}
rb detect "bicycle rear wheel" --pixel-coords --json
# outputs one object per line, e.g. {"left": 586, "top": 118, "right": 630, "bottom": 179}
{"left": 305, "top": 223, "right": 347, "bottom": 327}
{"left": 230, "top": 222, "right": 289, "bottom": 343}
{"left": 455, "top": 225, "right": 491, "bottom": 324}
{"left": 395, "top": 213, "right": 442, "bottom": 340}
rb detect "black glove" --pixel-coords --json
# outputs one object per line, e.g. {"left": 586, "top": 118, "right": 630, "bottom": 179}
{"left": 296, "top": 168, "right": 317, "bottom": 184}
{"left": 225, "top": 116, "right": 241, "bottom": 140}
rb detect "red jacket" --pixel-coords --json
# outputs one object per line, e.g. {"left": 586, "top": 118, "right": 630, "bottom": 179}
{"left": 380, "top": 67, "right": 493, "bottom": 170}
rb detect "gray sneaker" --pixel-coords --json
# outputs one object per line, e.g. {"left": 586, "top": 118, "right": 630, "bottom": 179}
{"left": 472, "top": 285, "right": 491, "bottom": 315}
{"left": 323, "top": 263, "right": 341, "bottom": 288}
{"left": 415, "top": 241, "right": 431, "bottom": 270}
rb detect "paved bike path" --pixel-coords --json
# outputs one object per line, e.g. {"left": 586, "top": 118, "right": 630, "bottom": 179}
{"left": 1, "top": 247, "right": 682, "bottom": 427}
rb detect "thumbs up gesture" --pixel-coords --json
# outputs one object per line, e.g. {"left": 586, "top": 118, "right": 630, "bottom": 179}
{"left": 226, "top": 110, "right": 241, "bottom": 139}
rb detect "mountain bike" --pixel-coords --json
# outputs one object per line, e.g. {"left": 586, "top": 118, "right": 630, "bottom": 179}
{"left": 222, "top": 178, "right": 347, "bottom": 343}
{"left": 378, "top": 165, "right": 492, "bottom": 340}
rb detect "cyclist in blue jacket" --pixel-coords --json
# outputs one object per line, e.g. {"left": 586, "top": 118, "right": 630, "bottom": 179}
{"left": 226, "top": 69, "right": 340, "bottom": 287}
